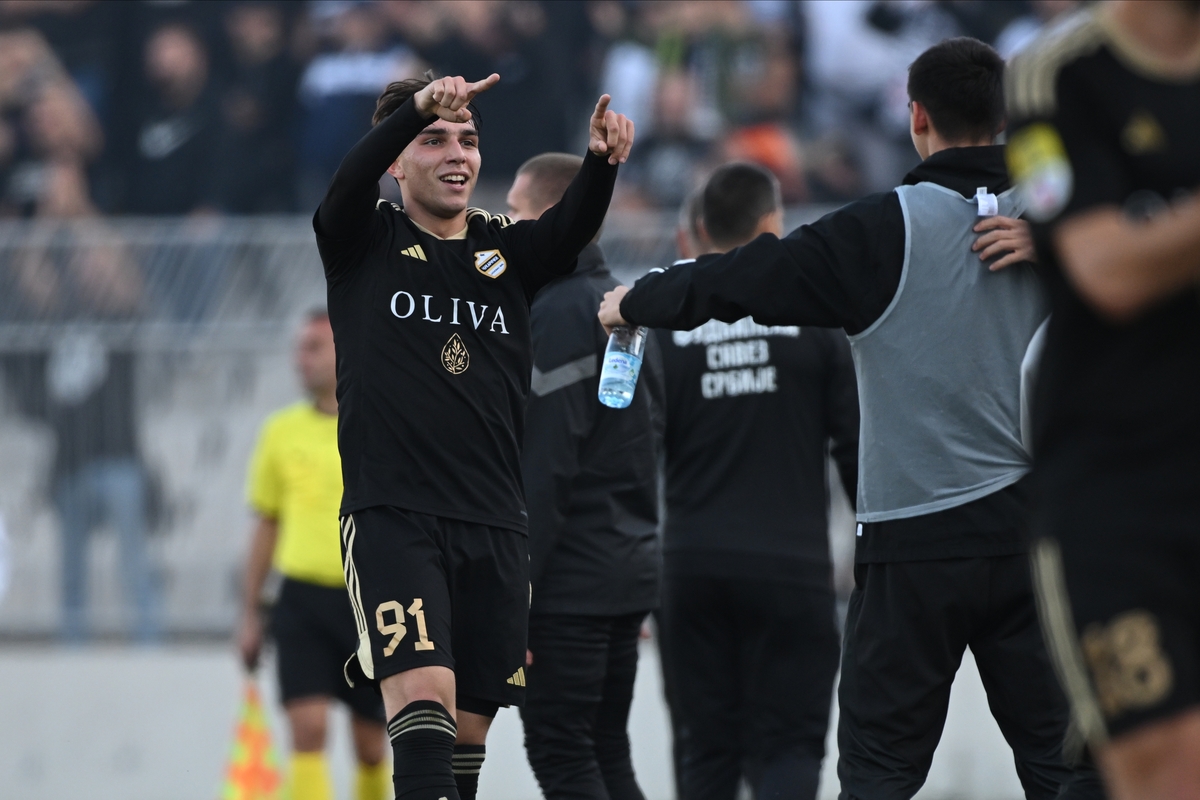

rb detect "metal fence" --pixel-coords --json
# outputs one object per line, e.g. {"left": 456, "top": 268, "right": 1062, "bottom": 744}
{"left": 0, "top": 207, "right": 843, "bottom": 639}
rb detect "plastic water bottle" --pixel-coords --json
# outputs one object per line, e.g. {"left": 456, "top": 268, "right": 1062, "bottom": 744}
{"left": 598, "top": 326, "right": 647, "bottom": 409}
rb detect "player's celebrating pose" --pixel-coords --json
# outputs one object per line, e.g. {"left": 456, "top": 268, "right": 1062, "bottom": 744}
{"left": 313, "top": 73, "right": 633, "bottom": 800}
{"left": 1007, "top": 2, "right": 1200, "bottom": 797}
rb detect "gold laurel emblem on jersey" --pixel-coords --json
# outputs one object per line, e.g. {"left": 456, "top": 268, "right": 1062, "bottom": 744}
{"left": 1081, "top": 610, "right": 1173, "bottom": 717}
{"left": 1121, "top": 110, "right": 1167, "bottom": 155}
{"left": 474, "top": 249, "right": 507, "bottom": 279}
{"left": 441, "top": 333, "right": 469, "bottom": 374}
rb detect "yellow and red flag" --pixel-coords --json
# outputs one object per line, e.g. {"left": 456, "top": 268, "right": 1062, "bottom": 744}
{"left": 220, "top": 680, "right": 284, "bottom": 800}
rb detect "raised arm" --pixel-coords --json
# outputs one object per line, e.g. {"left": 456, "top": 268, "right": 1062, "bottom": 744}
{"left": 599, "top": 193, "right": 905, "bottom": 334}
{"left": 315, "top": 74, "right": 500, "bottom": 240}
{"left": 502, "top": 96, "right": 633, "bottom": 297}
{"left": 315, "top": 98, "right": 433, "bottom": 240}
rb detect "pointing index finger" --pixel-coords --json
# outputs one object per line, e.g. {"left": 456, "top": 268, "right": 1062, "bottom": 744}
{"left": 593, "top": 94, "right": 612, "bottom": 119}
{"left": 469, "top": 73, "right": 500, "bottom": 96}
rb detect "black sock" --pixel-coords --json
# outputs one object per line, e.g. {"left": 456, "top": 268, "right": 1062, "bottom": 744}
{"left": 452, "top": 744, "right": 486, "bottom": 800}
{"left": 388, "top": 700, "right": 460, "bottom": 800}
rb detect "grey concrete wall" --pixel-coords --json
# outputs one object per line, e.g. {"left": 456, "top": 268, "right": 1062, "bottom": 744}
{"left": 0, "top": 643, "right": 1026, "bottom": 800}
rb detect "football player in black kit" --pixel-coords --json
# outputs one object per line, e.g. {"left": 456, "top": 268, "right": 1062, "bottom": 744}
{"left": 655, "top": 162, "right": 859, "bottom": 800}
{"left": 1006, "top": 2, "right": 1200, "bottom": 798}
{"left": 312, "top": 73, "right": 633, "bottom": 800}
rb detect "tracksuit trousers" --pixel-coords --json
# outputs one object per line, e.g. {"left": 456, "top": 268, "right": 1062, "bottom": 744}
{"left": 660, "top": 574, "right": 841, "bottom": 800}
{"left": 837, "top": 555, "right": 1105, "bottom": 800}
{"left": 521, "top": 611, "right": 649, "bottom": 800}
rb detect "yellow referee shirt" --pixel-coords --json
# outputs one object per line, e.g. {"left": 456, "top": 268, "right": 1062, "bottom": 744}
{"left": 247, "top": 402, "right": 344, "bottom": 588}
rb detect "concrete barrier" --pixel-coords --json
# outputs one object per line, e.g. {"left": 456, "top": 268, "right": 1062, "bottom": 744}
{"left": 0, "top": 642, "right": 1030, "bottom": 800}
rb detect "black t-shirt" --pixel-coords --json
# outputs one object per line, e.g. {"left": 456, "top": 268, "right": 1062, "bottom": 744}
{"left": 314, "top": 98, "right": 617, "bottom": 531}
{"left": 1, "top": 346, "right": 138, "bottom": 482}
{"left": 1007, "top": 8, "right": 1200, "bottom": 533}
{"left": 657, "top": 309, "right": 859, "bottom": 585}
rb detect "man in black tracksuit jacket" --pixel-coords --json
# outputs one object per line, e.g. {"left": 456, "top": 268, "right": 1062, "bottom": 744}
{"left": 600, "top": 40, "right": 1103, "bottom": 800}
{"left": 508, "top": 153, "right": 663, "bottom": 800}
{"left": 656, "top": 163, "right": 859, "bottom": 800}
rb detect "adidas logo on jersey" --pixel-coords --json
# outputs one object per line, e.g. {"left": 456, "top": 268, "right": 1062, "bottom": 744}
{"left": 400, "top": 245, "right": 427, "bottom": 261}
{"left": 506, "top": 667, "right": 526, "bottom": 687}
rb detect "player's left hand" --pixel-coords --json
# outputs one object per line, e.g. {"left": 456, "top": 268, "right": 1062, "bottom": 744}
{"left": 589, "top": 95, "right": 634, "bottom": 166}
{"left": 598, "top": 285, "right": 631, "bottom": 334}
{"left": 973, "top": 216, "right": 1036, "bottom": 271}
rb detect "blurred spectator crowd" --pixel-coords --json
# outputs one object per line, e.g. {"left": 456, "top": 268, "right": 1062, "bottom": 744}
{"left": 0, "top": 0, "right": 1080, "bottom": 221}
{"left": 0, "top": 0, "right": 1080, "bottom": 641}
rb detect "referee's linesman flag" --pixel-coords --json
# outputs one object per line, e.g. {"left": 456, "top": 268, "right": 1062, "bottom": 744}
{"left": 219, "top": 680, "right": 283, "bottom": 800}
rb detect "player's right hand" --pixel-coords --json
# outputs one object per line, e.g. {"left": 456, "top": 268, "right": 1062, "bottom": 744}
{"left": 414, "top": 74, "right": 500, "bottom": 123}
{"left": 238, "top": 612, "right": 264, "bottom": 672}
{"left": 598, "top": 285, "right": 631, "bottom": 335}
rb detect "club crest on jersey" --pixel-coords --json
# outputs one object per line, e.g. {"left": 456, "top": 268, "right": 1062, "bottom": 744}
{"left": 474, "top": 249, "right": 506, "bottom": 279}
{"left": 441, "top": 333, "right": 470, "bottom": 374}
{"left": 1006, "top": 123, "right": 1072, "bottom": 224}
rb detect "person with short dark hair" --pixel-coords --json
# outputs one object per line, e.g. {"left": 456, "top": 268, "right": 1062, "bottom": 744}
{"left": 313, "top": 72, "right": 633, "bottom": 800}
{"left": 1006, "top": 2, "right": 1200, "bottom": 797}
{"left": 239, "top": 311, "right": 388, "bottom": 800}
{"left": 600, "top": 38, "right": 1101, "bottom": 800}
{"left": 506, "top": 152, "right": 663, "bottom": 800}
{"left": 654, "top": 161, "right": 858, "bottom": 800}
{"left": 125, "top": 21, "right": 220, "bottom": 214}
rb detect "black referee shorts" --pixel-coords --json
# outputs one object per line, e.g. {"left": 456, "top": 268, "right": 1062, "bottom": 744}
{"left": 270, "top": 577, "right": 385, "bottom": 723}
{"left": 340, "top": 506, "right": 529, "bottom": 710}
{"left": 1032, "top": 524, "right": 1199, "bottom": 744}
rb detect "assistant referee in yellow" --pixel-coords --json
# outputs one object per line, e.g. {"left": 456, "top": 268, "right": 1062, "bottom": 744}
{"left": 237, "top": 309, "right": 388, "bottom": 800}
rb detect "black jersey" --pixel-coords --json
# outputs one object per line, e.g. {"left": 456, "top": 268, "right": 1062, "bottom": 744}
{"left": 314, "top": 98, "right": 618, "bottom": 531}
{"left": 1007, "top": 8, "right": 1200, "bottom": 533}
{"left": 657, "top": 307, "right": 859, "bottom": 585}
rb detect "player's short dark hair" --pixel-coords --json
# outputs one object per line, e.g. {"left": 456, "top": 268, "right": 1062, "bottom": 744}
{"left": 515, "top": 152, "right": 584, "bottom": 211}
{"left": 373, "top": 71, "right": 483, "bottom": 133}
{"left": 701, "top": 162, "right": 781, "bottom": 249}
{"left": 907, "top": 37, "right": 1005, "bottom": 143}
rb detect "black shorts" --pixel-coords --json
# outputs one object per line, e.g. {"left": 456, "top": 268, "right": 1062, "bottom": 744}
{"left": 270, "top": 577, "right": 386, "bottom": 723}
{"left": 340, "top": 506, "right": 529, "bottom": 710}
{"left": 1032, "top": 525, "right": 1199, "bottom": 743}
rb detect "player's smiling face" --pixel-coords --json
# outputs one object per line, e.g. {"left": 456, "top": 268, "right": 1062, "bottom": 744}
{"left": 390, "top": 119, "right": 481, "bottom": 219}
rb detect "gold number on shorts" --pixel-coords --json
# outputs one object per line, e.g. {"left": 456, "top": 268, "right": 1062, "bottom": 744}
{"left": 375, "top": 601, "right": 407, "bottom": 656}
{"left": 1081, "top": 610, "right": 1173, "bottom": 716}
{"left": 408, "top": 598, "right": 435, "bottom": 651}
